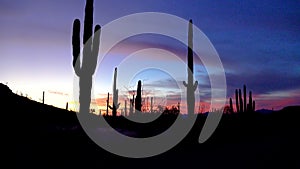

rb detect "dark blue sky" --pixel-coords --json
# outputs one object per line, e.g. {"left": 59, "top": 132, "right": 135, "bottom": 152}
{"left": 0, "top": 0, "right": 299, "bottom": 110}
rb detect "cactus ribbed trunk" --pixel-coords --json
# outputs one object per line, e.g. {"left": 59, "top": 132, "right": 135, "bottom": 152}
{"left": 72, "top": 0, "right": 101, "bottom": 114}
{"left": 183, "top": 19, "right": 198, "bottom": 116}
{"left": 135, "top": 81, "right": 142, "bottom": 113}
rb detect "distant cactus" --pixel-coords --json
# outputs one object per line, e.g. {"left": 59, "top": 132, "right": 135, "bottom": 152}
{"left": 150, "top": 97, "right": 153, "bottom": 113}
{"left": 109, "top": 68, "right": 120, "bottom": 117}
{"left": 183, "top": 19, "right": 198, "bottom": 116}
{"left": 177, "top": 102, "right": 181, "bottom": 113}
{"left": 233, "top": 85, "right": 256, "bottom": 113}
{"left": 106, "top": 92, "right": 109, "bottom": 116}
{"left": 239, "top": 89, "right": 243, "bottom": 113}
{"left": 42, "top": 91, "right": 45, "bottom": 104}
{"left": 66, "top": 102, "right": 69, "bottom": 110}
{"left": 124, "top": 100, "right": 127, "bottom": 116}
{"left": 129, "top": 97, "right": 134, "bottom": 115}
{"left": 235, "top": 89, "right": 239, "bottom": 113}
{"left": 72, "top": 0, "right": 101, "bottom": 114}
{"left": 229, "top": 98, "right": 234, "bottom": 114}
{"left": 135, "top": 80, "right": 142, "bottom": 113}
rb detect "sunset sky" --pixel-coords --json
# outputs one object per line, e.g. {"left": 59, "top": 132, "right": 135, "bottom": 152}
{"left": 0, "top": 0, "right": 299, "bottom": 113}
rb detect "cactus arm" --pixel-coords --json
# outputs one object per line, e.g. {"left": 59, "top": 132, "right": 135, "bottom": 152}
{"left": 72, "top": 19, "right": 81, "bottom": 76}
{"left": 193, "top": 81, "right": 198, "bottom": 91}
{"left": 183, "top": 81, "right": 188, "bottom": 87}
{"left": 88, "top": 25, "right": 101, "bottom": 74}
{"left": 83, "top": 0, "right": 93, "bottom": 44}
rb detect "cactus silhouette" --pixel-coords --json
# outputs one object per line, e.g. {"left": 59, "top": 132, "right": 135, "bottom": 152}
{"left": 66, "top": 102, "right": 68, "bottom": 110}
{"left": 183, "top": 19, "right": 198, "bottom": 116}
{"left": 72, "top": 0, "right": 101, "bottom": 114}
{"left": 239, "top": 89, "right": 243, "bottom": 113}
{"left": 124, "top": 100, "right": 127, "bottom": 116}
{"left": 235, "top": 89, "right": 239, "bottom": 113}
{"left": 42, "top": 91, "right": 45, "bottom": 104}
{"left": 106, "top": 92, "right": 109, "bottom": 116}
{"left": 109, "top": 68, "right": 120, "bottom": 117}
{"left": 233, "top": 85, "right": 256, "bottom": 113}
{"left": 229, "top": 98, "right": 234, "bottom": 113}
{"left": 129, "top": 98, "right": 133, "bottom": 115}
{"left": 135, "top": 80, "right": 142, "bottom": 113}
{"left": 150, "top": 97, "right": 153, "bottom": 113}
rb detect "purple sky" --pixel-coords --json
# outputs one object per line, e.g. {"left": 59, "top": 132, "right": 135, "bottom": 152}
{"left": 0, "top": 0, "right": 299, "bottom": 111}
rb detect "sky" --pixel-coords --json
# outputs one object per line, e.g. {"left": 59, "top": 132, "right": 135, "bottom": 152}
{"left": 0, "top": 0, "right": 299, "bottom": 113}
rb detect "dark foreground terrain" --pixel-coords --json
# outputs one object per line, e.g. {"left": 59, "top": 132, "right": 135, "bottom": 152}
{"left": 2, "top": 83, "right": 299, "bottom": 169}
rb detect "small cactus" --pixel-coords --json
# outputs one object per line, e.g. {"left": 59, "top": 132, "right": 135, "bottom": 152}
{"left": 135, "top": 80, "right": 142, "bottom": 113}
{"left": 42, "top": 91, "right": 45, "bottom": 104}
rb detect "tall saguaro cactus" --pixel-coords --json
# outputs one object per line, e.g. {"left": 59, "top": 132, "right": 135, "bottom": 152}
{"left": 72, "top": 0, "right": 101, "bottom": 114}
{"left": 109, "top": 68, "right": 120, "bottom": 117}
{"left": 183, "top": 19, "right": 198, "bottom": 116}
{"left": 135, "top": 80, "right": 142, "bottom": 113}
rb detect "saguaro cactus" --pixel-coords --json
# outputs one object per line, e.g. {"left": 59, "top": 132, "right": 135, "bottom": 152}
{"left": 72, "top": 0, "right": 101, "bottom": 114}
{"left": 124, "top": 100, "right": 127, "bottom": 116}
{"left": 106, "top": 92, "right": 109, "bottom": 116}
{"left": 135, "top": 80, "right": 142, "bottom": 113}
{"left": 229, "top": 98, "right": 233, "bottom": 114}
{"left": 234, "top": 85, "right": 256, "bottom": 113}
{"left": 150, "top": 97, "right": 153, "bottom": 113}
{"left": 235, "top": 89, "right": 239, "bottom": 113}
{"left": 109, "top": 68, "right": 120, "bottom": 117}
{"left": 183, "top": 19, "right": 198, "bottom": 116}
{"left": 239, "top": 89, "right": 243, "bottom": 113}
{"left": 42, "top": 91, "right": 45, "bottom": 104}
